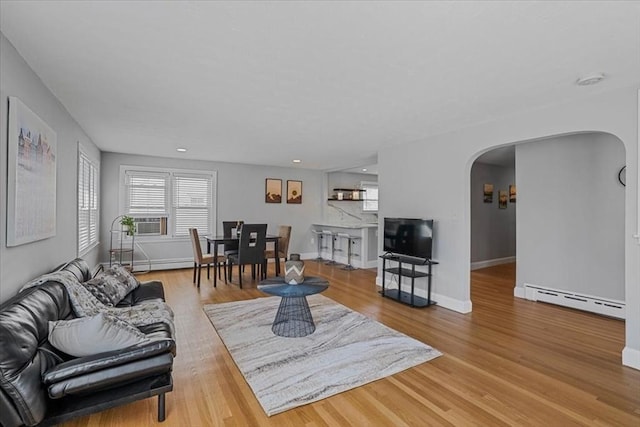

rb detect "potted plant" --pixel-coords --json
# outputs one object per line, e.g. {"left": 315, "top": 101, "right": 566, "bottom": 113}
{"left": 120, "top": 215, "right": 136, "bottom": 235}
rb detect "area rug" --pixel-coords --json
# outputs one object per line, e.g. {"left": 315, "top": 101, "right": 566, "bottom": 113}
{"left": 203, "top": 294, "right": 442, "bottom": 416}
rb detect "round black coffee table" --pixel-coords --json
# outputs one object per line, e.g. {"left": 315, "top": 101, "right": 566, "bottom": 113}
{"left": 258, "top": 276, "right": 329, "bottom": 337}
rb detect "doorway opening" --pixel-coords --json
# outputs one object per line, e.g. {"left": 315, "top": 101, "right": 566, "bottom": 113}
{"left": 469, "top": 132, "right": 626, "bottom": 318}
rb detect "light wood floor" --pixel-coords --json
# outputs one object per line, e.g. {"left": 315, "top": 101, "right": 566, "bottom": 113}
{"left": 63, "top": 262, "right": 640, "bottom": 426}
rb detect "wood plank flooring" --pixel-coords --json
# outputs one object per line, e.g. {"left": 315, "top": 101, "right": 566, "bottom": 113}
{"left": 62, "top": 262, "right": 640, "bottom": 426}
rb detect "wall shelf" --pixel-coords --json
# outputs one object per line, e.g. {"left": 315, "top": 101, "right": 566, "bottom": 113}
{"left": 329, "top": 188, "right": 366, "bottom": 201}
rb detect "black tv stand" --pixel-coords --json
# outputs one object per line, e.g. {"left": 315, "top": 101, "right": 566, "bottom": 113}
{"left": 379, "top": 254, "right": 438, "bottom": 308}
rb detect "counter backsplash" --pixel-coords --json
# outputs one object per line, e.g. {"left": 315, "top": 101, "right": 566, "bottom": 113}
{"left": 326, "top": 201, "right": 377, "bottom": 225}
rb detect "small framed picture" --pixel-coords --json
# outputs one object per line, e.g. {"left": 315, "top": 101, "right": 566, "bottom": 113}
{"left": 483, "top": 184, "right": 494, "bottom": 203}
{"left": 287, "top": 180, "right": 302, "bottom": 204}
{"left": 265, "top": 178, "right": 282, "bottom": 203}
{"left": 499, "top": 190, "right": 508, "bottom": 209}
{"left": 509, "top": 185, "right": 516, "bottom": 203}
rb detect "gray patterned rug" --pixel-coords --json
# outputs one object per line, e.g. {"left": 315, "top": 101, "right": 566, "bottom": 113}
{"left": 203, "top": 294, "right": 442, "bottom": 416}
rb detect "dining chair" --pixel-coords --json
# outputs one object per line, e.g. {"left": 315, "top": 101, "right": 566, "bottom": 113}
{"left": 264, "top": 225, "right": 291, "bottom": 276}
{"left": 227, "top": 224, "right": 267, "bottom": 288}
{"left": 189, "top": 228, "right": 226, "bottom": 288}
{"left": 222, "top": 220, "right": 244, "bottom": 256}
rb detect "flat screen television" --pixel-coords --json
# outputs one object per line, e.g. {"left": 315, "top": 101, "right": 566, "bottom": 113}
{"left": 383, "top": 218, "right": 433, "bottom": 260}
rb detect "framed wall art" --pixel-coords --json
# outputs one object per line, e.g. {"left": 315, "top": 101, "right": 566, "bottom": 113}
{"left": 509, "top": 184, "right": 517, "bottom": 203}
{"left": 483, "top": 183, "right": 494, "bottom": 203}
{"left": 7, "top": 97, "right": 57, "bottom": 246}
{"left": 287, "top": 180, "right": 302, "bottom": 204}
{"left": 265, "top": 178, "right": 282, "bottom": 203}
{"left": 499, "top": 190, "right": 508, "bottom": 209}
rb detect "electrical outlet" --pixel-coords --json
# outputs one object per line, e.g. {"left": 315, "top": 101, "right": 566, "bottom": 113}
{"left": 311, "top": 237, "right": 315, "bottom": 244}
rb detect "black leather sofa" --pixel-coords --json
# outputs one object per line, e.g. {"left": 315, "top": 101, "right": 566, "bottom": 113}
{"left": 0, "top": 259, "right": 175, "bottom": 427}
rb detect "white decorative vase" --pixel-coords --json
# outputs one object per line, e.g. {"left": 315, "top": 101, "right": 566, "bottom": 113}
{"left": 284, "top": 254, "right": 305, "bottom": 285}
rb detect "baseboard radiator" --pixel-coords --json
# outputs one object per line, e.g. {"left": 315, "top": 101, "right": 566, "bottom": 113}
{"left": 524, "top": 284, "right": 625, "bottom": 320}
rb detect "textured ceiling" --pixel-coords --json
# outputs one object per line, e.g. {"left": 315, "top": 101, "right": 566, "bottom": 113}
{"left": 1, "top": 1, "right": 638, "bottom": 171}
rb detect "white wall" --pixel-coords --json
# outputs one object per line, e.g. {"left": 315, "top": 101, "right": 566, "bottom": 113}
{"left": 100, "top": 152, "right": 324, "bottom": 268}
{"left": 515, "top": 133, "right": 625, "bottom": 300}
{"left": 377, "top": 86, "right": 639, "bottom": 368}
{"left": 0, "top": 33, "right": 101, "bottom": 303}
{"left": 470, "top": 162, "right": 516, "bottom": 264}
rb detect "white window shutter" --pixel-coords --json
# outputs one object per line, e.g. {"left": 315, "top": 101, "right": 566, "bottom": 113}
{"left": 78, "top": 148, "right": 99, "bottom": 255}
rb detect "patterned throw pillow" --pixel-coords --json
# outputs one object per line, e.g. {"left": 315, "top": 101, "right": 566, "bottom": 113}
{"left": 82, "top": 264, "right": 139, "bottom": 306}
{"left": 83, "top": 273, "right": 125, "bottom": 306}
{"left": 109, "top": 263, "right": 140, "bottom": 291}
{"left": 48, "top": 313, "right": 148, "bottom": 357}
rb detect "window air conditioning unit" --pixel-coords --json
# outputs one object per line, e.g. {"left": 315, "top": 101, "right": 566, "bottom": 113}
{"left": 134, "top": 217, "right": 167, "bottom": 236}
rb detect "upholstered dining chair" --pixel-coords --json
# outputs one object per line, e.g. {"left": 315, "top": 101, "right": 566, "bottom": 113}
{"left": 227, "top": 224, "right": 267, "bottom": 288}
{"left": 189, "top": 228, "right": 226, "bottom": 287}
{"left": 264, "top": 225, "right": 291, "bottom": 276}
{"left": 222, "top": 220, "right": 244, "bottom": 256}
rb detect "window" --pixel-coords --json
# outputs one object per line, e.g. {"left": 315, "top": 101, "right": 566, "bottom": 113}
{"left": 78, "top": 147, "right": 99, "bottom": 255}
{"left": 361, "top": 181, "right": 378, "bottom": 212}
{"left": 125, "top": 171, "right": 169, "bottom": 216}
{"left": 173, "top": 174, "right": 212, "bottom": 237}
{"left": 121, "top": 166, "right": 216, "bottom": 237}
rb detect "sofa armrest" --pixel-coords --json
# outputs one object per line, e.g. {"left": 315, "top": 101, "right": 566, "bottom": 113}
{"left": 47, "top": 353, "right": 174, "bottom": 399}
{"left": 43, "top": 338, "right": 175, "bottom": 385}
{"left": 116, "top": 280, "right": 165, "bottom": 307}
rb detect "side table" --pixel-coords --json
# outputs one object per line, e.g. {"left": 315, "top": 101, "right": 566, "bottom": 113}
{"left": 258, "top": 276, "right": 329, "bottom": 337}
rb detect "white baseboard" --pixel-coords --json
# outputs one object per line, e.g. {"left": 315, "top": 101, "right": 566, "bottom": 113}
{"left": 103, "top": 253, "right": 363, "bottom": 272}
{"left": 622, "top": 347, "right": 640, "bottom": 370}
{"left": 102, "top": 257, "right": 193, "bottom": 272}
{"left": 300, "top": 252, "right": 375, "bottom": 268}
{"left": 513, "top": 287, "right": 526, "bottom": 299}
{"left": 432, "top": 292, "right": 472, "bottom": 313}
{"left": 362, "top": 260, "right": 378, "bottom": 269}
{"left": 299, "top": 252, "right": 322, "bottom": 260}
{"left": 375, "top": 276, "right": 471, "bottom": 314}
{"left": 471, "top": 256, "right": 516, "bottom": 270}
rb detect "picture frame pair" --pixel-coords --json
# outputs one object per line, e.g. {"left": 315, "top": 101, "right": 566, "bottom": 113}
{"left": 265, "top": 179, "right": 302, "bottom": 204}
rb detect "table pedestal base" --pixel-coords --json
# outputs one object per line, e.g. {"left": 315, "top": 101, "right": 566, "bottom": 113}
{"left": 272, "top": 296, "right": 315, "bottom": 337}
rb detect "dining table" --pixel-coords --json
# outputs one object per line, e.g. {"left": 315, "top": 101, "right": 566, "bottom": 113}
{"left": 206, "top": 234, "right": 280, "bottom": 287}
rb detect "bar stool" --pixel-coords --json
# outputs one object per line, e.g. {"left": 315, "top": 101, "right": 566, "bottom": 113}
{"left": 337, "top": 233, "right": 360, "bottom": 270}
{"left": 322, "top": 230, "right": 337, "bottom": 265}
{"left": 311, "top": 229, "right": 325, "bottom": 260}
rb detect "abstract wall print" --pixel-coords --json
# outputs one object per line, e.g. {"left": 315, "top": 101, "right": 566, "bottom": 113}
{"left": 483, "top": 183, "right": 494, "bottom": 203}
{"left": 265, "top": 178, "right": 282, "bottom": 203}
{"left": 7, "top": 97, "right": 57, "bottom": 246}
{"left": 499, "top": 190, "right": 508, "bottom": 209}
{"left": 509, "top": 184, "right": 517, "bottom": 203}
{"left": 287, "top": 180, "right": 302, "bottom": 204}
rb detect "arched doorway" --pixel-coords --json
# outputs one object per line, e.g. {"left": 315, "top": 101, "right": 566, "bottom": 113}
{"left": 468, "top": 132, "right": 626, "bottom": 317}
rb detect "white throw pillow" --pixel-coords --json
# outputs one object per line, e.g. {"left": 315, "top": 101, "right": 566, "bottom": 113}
{"left": 48, "top": 313, "right": 148, "bottom": 357}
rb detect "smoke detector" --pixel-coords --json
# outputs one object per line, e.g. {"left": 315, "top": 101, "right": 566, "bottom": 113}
{"left": 576, "top": 73, "right": 605, "bottom": 86}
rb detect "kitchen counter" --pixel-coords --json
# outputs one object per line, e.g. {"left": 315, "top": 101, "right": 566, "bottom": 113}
{"left": 312, "top": 223, "right": 378, "bottom": 268}
{"left": 312, "top": 222, "right": 378, "bottom": 229}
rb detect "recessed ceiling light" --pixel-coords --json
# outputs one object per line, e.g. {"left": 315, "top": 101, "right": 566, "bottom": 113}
{"left": 292, "top": 159, "right": 302, "bottom": 163}
{"left": 176, "top": 148, "right": 187, "bottom": 153}
{"left": 362, "top": 168, "right": 368, "bottom": 172}
{"left": 576, "top": 73, "right": 605, "bottom": 86}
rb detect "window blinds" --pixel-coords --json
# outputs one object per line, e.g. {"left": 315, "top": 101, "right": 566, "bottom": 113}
{"left": 173, "top": 174, "right": 211, "bottom": 237}
{"left": 125, "top": 171, "right": 169, "bottom": 216}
